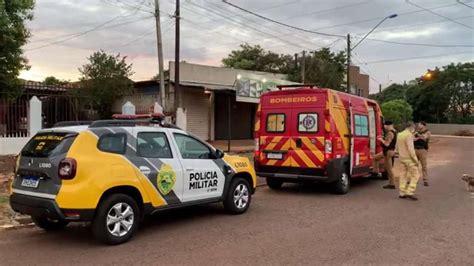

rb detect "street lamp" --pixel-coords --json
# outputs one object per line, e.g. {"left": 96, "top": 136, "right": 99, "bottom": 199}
{"left": 351, "top": 14, "right": 398, "bottom": 50}
{"left": 347, "top": 14, "right": 398, "bottom": 93}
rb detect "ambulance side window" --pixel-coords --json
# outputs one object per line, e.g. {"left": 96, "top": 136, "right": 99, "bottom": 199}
{"left": 354, "top": 114, "right": 369, "bottom": 136}
{"left": 266, "top": 113, "right": 285, "bottom": 133}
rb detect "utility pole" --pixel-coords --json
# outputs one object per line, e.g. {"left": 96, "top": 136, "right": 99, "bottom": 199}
{"left": 154, "top": 0, "right": 166, "bottom": 111}
{"left": 346, "top": 33, "right": 351, "bottom": 94}
{"left": 379, "top": 84, "right": 382, "bottom": 93}
{"left": 174, "top": 0, "right": 181, "bottom": 109}
{"left": 294, "top": 53, "right": 298, "bottom": 70}
{"left": 301, "top": 50, "right": 306, "bottom": 84}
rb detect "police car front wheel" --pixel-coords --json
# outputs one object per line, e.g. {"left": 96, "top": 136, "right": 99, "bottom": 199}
{"left": 224, "top": 178, "right": 251, "bottom": 214}
{"left": 92, "top": 194, "right": 140, "bottom": 245}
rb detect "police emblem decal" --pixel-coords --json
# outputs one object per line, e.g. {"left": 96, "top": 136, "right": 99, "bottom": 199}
{"left": 157, "top": 164, "right": 176, "bottom": 195}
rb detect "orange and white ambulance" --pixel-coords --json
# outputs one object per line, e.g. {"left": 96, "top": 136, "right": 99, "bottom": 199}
{"left": 254, "top": 85, "right": 384, "bottom": 194}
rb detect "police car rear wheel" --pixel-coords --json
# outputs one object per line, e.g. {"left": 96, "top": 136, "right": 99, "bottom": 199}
{"left": 224, "top": 178, "right": 251, "bottom": 214}
{"left": 31, "top": 216, "right": 69, "bottom": 231}
{"left": 92, "top": 194, "right": 140, "bottom": 245}
{"left": 331, "top": 171, "right": 350, "bottom": 194}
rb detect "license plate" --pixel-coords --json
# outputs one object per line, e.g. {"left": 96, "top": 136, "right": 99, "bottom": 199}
{"left": 21, "top": 177, "right": 39, "bottom": 188}
{"left": 267, "top": 152, "right": 283, "bottom": 160}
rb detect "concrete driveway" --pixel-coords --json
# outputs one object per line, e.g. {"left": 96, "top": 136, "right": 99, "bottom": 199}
{"left": 0, "top": 137, "right": 472, "bottom": 265}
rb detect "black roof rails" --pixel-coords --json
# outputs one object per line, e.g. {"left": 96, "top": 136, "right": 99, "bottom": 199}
{"left": 277, "top": 84, "right": 318, "bottom": 89}
{"left": 88, "top": 119, "right": 182, "bottom": 130}
{"left": 53, "top": 121, "right": 92, "bottom": 127}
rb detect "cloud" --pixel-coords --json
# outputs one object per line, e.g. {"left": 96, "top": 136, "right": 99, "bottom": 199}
{"left": 20, "top": 0, "right": 473, "bottom": 93}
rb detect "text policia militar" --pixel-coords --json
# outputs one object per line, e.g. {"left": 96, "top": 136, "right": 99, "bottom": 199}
{"left": 189, "top": 171, "right": 219, "bottom": 190}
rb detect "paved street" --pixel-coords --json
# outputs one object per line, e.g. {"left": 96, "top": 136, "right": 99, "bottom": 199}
{"left": 0, "top": 137, "right": 473, "bottom": 265}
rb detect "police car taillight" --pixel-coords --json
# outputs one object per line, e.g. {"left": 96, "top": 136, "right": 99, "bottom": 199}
{"left": 58, "top": 158, "right": 77, "bottom": 180}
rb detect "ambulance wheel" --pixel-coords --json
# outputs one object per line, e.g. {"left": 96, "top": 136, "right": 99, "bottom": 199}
{"left": 331, "top": 170, "right": 350, "bottom": 194}
{"left": 92, "top": 194, "right": 140, "bottom": 245}
{"left": 381, "top": 171, "right": 389, "bottom": 180}
{"left": 266, "top": 178, "right": 283, "bottom": 189}
{"left": 31, "top": 216, "right": 69, "bottom": 231}
{"left": 224, "top": 178, "right": 251, "bottom": 214}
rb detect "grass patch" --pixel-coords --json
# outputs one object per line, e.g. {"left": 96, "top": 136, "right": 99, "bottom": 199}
{"left": 0, "top": 194, "right": 9, "bottom": 204}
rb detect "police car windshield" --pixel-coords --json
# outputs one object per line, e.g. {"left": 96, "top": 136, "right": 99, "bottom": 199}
{"left": 21, "top": 132, "right": 77, "bottom": 158}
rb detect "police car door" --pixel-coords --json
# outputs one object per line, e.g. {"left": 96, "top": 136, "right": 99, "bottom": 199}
{"left": 172, "top": 132, "right": 225, "bottom": 202}
{"left": 134, "top": 129, "right": 184, "bottom": 206}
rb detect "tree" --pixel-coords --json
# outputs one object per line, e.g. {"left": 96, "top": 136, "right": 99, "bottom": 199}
{"left": 79, "top": 50, "right": 134, "bottom": 118}
{"left": 222, "top": 44, "right": 292, "bottom": 74}
{"left": 439, "top": 62, "right": 473, "bottom": 123}
{"left": 381, "top": 99, "right": 413, "bottom": 129}
{"left": 369, "top": 83, "right": 408, "bottom": 103}
{"left": 222, "top": 45, "right": 346, "bottom": 90}
{"left": 0, "top": 0, "right": 35, "bottom": 95}
{"left": 292, "top": 48, "right": 346, "bottom": 90}
{"left": 43, "top": 76, "right": 68, "bottom": 86}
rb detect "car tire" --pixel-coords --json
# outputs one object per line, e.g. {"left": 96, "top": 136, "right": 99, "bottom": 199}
{"left": 223, "top": 178, "right": 251, "bottom": 215}
{"left": 31, "top": 216, "right": 69, "bottom": 231}
{"left": 266, "top": 178, "right": 283, "bottom": 189}
{"left": 92, "top": 194, "right": 140, "bottom": 245}
{"left": 331, "top": 169, "right": 350, "bottom": 194}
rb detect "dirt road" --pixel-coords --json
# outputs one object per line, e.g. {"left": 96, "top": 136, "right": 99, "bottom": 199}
{"left": 0, "top": 137, "right": 472, "bottom": 265}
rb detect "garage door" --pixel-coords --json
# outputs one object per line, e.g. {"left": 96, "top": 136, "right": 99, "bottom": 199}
{"left": 183, "top": 89, "right": 210, "bottom": 140}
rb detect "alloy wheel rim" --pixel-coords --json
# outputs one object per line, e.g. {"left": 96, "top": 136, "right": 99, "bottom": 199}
{"left": 233, "top": 184, "right": 249, "bottom": 209}
{"left": 106, "top": 202, "right": 134, "bottom": 237}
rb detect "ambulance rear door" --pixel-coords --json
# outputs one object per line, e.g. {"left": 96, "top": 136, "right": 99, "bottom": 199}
{"left": 289, "top": 108, "right": 325, "bottom": 169}
{"left": 259, "top": 104, "right": 292, "bottom": 168}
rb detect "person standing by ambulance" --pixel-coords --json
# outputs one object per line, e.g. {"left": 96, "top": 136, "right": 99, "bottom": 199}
{"left": 414, "top": 121, "right": 431, "bottom": 186}
{"left": 396, "top": 122, "right": 420, "bottom": 201}
{"left": 372, "top": 121, "right": 397, "bottom": 189}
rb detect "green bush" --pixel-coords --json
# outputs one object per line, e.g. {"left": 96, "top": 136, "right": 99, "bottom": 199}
{"left": 381, "top": 99, "right": 413, "bottom": 130}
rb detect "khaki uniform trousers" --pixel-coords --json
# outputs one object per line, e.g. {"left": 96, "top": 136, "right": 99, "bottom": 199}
{"left": 415, "top": 149, "right": 428, "bottom": 181}
{"left": 399, "top": 160, "right": 419, "bottom": 196}
{"left": 372, "top": 150, "right": 395, "bottom": 185}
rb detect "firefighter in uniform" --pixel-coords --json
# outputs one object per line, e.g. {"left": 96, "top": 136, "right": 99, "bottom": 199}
{"left": 372, "top": 121, "right": 397, "bottom": 189}
{"left": 414, "top": 121, "right": 431, "bottom": 186}
{"left": 397, "top": 122, "right": 420, "bottom": 201}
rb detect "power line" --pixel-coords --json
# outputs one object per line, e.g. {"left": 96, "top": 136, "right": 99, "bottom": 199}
{"left": 457, "top": 0, "right": 474, "bottom": 9}
{"left": 111, "top": 20, "right": 174, "bottom": 52}
{"left": 30, "top": 16, "right": 150, "bottom": 44}
{"left": 363, "top": 51, "right": 473, "bottom": 64}
{"left": 187, "top": 2, "right": 313, "bottom": 50}
{"left": 223, "top": 1, "right": 473, "bottom": 49}
{"left": 209, "top": 1, "right": 326, "bottom": 49}
{"left": 222, "top": 0, "right": 345, "bottom": 38}
{"left": 358, "top": 37, "right": 474, "bottom": 48}
{"left": 407, "top": 0, "right": 473, "bottom": 29}
{"left": 101, "top": 0, "right": 154, "bottom": 14}
{"left": 26, "top": 15, "right": 153, "bottom": 51}
{"left": 353, "top": 15, "right": 474, "bottom": 37}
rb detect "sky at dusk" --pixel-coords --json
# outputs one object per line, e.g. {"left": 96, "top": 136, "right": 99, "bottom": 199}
{"left": 20, "top": 0, "right": 474, "bottom": 93}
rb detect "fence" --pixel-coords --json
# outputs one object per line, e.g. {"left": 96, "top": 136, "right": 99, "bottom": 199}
{"left": 0, "top": 93, "right": 91, "bottom": 138}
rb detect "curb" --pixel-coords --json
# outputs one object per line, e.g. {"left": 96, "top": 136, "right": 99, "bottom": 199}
{"left": 432, "top": 135, "right": 474, "bottom": 139}
{"left": 0, "top": 222, "right": 35, "bottom": 232}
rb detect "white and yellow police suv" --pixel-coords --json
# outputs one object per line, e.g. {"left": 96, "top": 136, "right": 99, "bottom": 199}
{"left": 10, "top": 119, "right": 256, "bottom": 245}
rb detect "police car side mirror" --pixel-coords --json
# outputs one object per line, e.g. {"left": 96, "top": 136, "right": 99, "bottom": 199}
{"left": 214, "top": 149, "right": 225, "bottom": 159}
